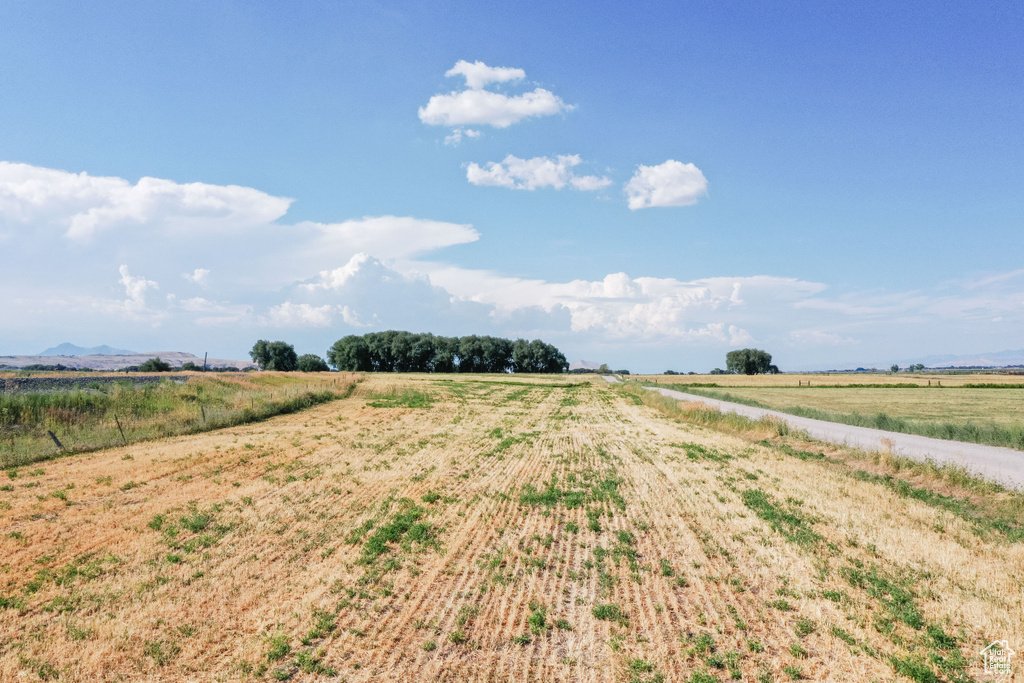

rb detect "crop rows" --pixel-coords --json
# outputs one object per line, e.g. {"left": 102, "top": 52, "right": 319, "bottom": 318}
{"left": 0, "top": 375, "right": 1019, "bottom": 681}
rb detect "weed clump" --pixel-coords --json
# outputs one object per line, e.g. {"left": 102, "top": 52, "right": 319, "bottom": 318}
{"left": 741, "top": 489, "right": 821, "bottom": 547}
{"left": 592, "top": 603, "right": 629, "bottom": 626}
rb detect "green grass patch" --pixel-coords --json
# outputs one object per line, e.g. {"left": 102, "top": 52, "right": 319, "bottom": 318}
{"left": 740, "top": 489, "right": 821, "bottom": 547}
{"left": 366, "top": 389, "right": 433, "bottom": 409}
{"left": 519, "top": 469, "right": 626, "bottom": 512}
{"left": 591, "top": 602, "right": 629, "bottom": 626}
{"left": 357, "top": 499, "right": 439, "bottom": 568}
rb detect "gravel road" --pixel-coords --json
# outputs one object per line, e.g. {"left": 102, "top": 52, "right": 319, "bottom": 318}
{"left": 601, "top": 376, "right": 1024, "bottom": 489}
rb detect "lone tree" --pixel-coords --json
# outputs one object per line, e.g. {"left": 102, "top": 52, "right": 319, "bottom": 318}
{"left": 249, "top": 340, "right": 298, "bottom": 371}
{"left": 138, "top": 356, "right": 172, "bottom": 372}
{"left": 725, "top": 348, "right": 779, "bottom": 375}
{"left": 297, "top": 354, "right": 330, "bottom": 372}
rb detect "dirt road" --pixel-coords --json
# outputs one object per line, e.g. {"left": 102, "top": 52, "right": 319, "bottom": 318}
{"left": 621, "top": 379, "right": 1024, "bottom": 489}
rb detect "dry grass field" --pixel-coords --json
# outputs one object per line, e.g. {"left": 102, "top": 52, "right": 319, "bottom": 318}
{"left": 1, "top": 373, "right": 1022, "bottom": 682}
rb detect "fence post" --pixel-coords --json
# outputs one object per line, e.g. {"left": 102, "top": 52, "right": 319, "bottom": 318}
{"left": 47, "top": 430, "right": 65, "bottom": 451}
{"left": 114, "top": 415, "right": 128, "bottom": 445}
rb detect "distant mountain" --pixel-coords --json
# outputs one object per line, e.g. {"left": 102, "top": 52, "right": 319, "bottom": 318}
{"left": 2, "top": 351, "right": 255, "bottom": 370}
{"left": 39, "top": 343, "right": 136, "bottom": 356}
{"left": 569, "top": 359, "right": 602, "bottom": 371}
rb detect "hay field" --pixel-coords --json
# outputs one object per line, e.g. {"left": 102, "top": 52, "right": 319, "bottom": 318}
{"left": 1, "top": 374, "right": 1021, "bottom": 682}
{"left": 639, "top": 373, "right": 1024, "bottom": 387}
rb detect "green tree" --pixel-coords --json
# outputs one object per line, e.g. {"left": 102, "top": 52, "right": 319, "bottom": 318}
{"left": 891, "top": 364, "right": 900, "bottom": 373}
{"left": 249, "top": 340, "right": 298, "bottom": 371}
{"left": 181, "top": 361, "right": 199, "bottom": 371}
{"left": 327, "top": 336, "right": 371, "bottom": 371}
{"left": 138, "top": 356, "right": 172, "bottom": 372}
{"left": 297, "top": 354, "right": 330, "bottom": 372}
{"left": 725, "top": 349, "right": 779, "bottom": 375}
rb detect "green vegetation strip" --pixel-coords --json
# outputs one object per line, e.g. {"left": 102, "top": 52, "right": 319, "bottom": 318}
{"left": 0, "top": 377, "right": 354, "bottom": 467}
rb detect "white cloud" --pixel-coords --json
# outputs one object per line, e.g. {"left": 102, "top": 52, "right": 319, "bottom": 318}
{"left": 406, "top": 261, "right": 825, "bottom": 341}
{"left": 262, "top": 302, "right": 335, "bottom": 327}
{"left": 445, "top": 60, "right": 525, "bottom": 90}
{"left": 624, "top": 160, "right": 708, "bottom": 210}
{"left": 297, "top": 216, "right": 479, "bottom": 266}
{"left": 302, "top": 253, "right": 375, "bottom": 291}
{"left": 466, "top": 154, "right": 611, "bottom": 191}
{"left": 0, "top": 161, "right": 292, "bottom": 241}
{"left": 340, "top": 305, "right": 368, "bottom": 327}
{"left": 182, "top": 268, "right": 210, "bottom": 285}
{"left": 443, "top": 128, "right": 482, "bottom": 146}
{"left": 421, "top": 61, "right": 570, "bottom": 130}
{"left": 419, "top": 88, "right": 571, "bottom": 128}
{"left": 118, "top": 265, "right": 159, "bottom": 316}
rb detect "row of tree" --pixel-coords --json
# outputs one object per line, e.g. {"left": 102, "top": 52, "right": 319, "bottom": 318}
{"left": 249, "top": 340, "right": 330, "bottom": 372}
{"left": 326, "top": 332, "right": 568, "bottom": 374}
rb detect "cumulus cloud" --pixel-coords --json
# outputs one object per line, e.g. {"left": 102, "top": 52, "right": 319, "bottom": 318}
{"left": 118, "top": 265, "right": 159, "bottom": 315}
{"left": 419, "top": 88, "right": 570, "bottom": 128}
{"left": 624, "top": 160, "right": 708, "bottom": 210}
{"left": 182, "top": 268, "right": 210, "bottom": 285}
{"left": 419, "top": 61, "right": 571, "bottom": 129}
{"left": 301, "top": 253, "right": 376, "bottom": 291}
{"left": 445, "top": 60, "right": 525, "bottom": 90}
{"left": 0, "top": 161, "right": 292, "bottom": 241}
{"left": 262, "top": 302, "right": 335, "bottom": 327}
{"left": 340, "top": 305, "right": 368, "bottom": 327}
{"left": 466, "top": 154, "right": 611, "bottom": 191}
{"left": 408, "top": 261, "right": 825, "bottom": 341}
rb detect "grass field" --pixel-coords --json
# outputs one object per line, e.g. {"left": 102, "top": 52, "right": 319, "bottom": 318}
{"left": 637, "top": 377, "right": 1024, "bottom": 450}
{"left": 1, "top": 373, "right": 1021, "bottom": 682}
{"left": 0, "top": 373, "right": 357, "bottom": 468}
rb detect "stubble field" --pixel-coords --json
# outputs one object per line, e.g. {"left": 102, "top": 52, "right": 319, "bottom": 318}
{"left": 1, "top": 374, "right": 1021, "bottom": 682}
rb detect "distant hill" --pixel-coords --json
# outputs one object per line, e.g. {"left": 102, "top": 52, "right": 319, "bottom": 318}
{"left": 569, "top": 359, "right": 602, "bottom": 371}
{"left": 39, "top": 343, "right": 135, "bottom": 356}
{"left": 0, "top": 351, "right": 255, "bottom": 371}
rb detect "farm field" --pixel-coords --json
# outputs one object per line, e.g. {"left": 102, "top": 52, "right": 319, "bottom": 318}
{"left": 637, "top": 378, "right": 1024, "bottom": 451}
{"left": 1, "top": 373, "right": 1022, "bottom": 682}
{"left": 638, "top": 385, "right": 1024, "bottom": 428}
{"left": 639, "top": 372, "right": 1024, "bottom": 388}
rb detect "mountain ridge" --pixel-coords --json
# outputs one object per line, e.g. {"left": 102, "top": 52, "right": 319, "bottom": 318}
{"left": 39, "top": 343, "right": 136, "bottom": 356}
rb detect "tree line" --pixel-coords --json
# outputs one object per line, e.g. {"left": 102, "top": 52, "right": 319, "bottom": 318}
{"left": 326, "top": 332, "right": 568, "bottom": 373}
{"left": 248, "top": 332, "right": 568, "bottom": 374}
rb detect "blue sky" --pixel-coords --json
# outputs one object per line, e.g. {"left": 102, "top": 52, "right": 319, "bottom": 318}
{"left": 1, "top": 1, "right": 1022, "bottom": 371}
